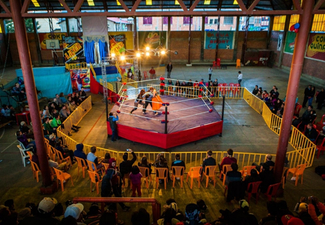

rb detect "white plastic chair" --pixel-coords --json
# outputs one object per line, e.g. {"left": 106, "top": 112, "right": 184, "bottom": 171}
{"left": 17, "top": 140, "right": 33, "bottom": 152}
{"left": 17, "top": 145, "right": 30, "bottom": 167}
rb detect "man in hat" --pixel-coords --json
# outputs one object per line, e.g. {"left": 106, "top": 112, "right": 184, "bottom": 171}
{"left": 64, "top": 203, "right": 85, "bottom": 224}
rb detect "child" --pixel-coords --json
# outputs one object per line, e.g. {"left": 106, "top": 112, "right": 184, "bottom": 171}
{"left": 129, "top": 165, "right": 142, "bottom": 197}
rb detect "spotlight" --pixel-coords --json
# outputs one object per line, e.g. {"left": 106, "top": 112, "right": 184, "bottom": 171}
{"left": 146, "top": 52, "right": 150, "bottom": 56}
{"left": 145, "top": 46, "right": 150, "bottom": 51}
{"left": 136, "top": 52, "right": 141, "bottom": 57}
{"left": 161, "top": 50, "right": 166, "bottom": 55}
{"left": 111, "top": 53, "right": 116, "bottom": 58}
{"left": 120, "top": 55, "right": 125, "bottom": 60}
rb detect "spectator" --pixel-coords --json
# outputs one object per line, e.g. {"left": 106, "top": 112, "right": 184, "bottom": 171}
{"left": 229, "top": 200, "right": 258, "bottom": 225}
{"left": 59, "top": 92, "right": 67, "bottom": 104}
{"left": 17, "top": 207, "right": 32, "bottom": 224}
{"left": 202, "top": 150, "right": 216, "bottom": 175}
{"left": 166, "top": 62, "right": 173, "bottom": 78}
{"left": 259, "top": 164, "right": 275, "bottom": 193}
{"left": 4, "top": 200, "right": 15, "bottom": 214}
{"left": 225, "top": 163, "right": 242, "bottom": 186}
{"left": 264, "top": 154, "right": 275, "bottom": 168}
{"left": 296, "top": 202, "right": 315, "bottom": 225}
{"left": 60, "top": 216, "right": 78, "bottom": 225}
{"left": 308, "top": 196, "right": 325, "bottom": 225}
{"left": 281, "top": 215, "right": 304, "bottom": 225}
{"left": 219, "top": 149, "right": 237, "bottom": 172}
{"left": 237, "top": 71, "right": 243, "bottom": 86}
{"left": 74, "top": 144, "right": 87, "bottom": 160}
{"left": 243, "top": 169, "right": 260, "bottom": 191}
{"left": 55, "top": 139, "right": 74, "bottom": 163}
{"left": 99, "top": 211, "right": 117, "bottom": 225}
{"left": 79, "top": 88, "right": 87, "bottom": 100}
{"left": 69, "top": 101, "right": 77, "bottom": 112}
{"left": 20, "top": 121, "right": 32, "bottom": 135}
{"left": 59, "top": 105, "right": 70, "bottom": 121}
{"left": 87, "top": 146, "right": 103, "bottom": 170}
{"left": 316, "top": 88, "right": 325, "bottom": 110}
{"left": 119, "top": 149, "right": 137, "bottom": 179}
{"left": 131, "top": 208, "right": 150, "bottom": 225}
{"left": 8, "top": 105, "right": 16, "bottom": 121}
{"left": 171, "top": 154, "right": 185, "bottom": 168}
{"left": 16, "top": 131, "right": 35, "bottom": 150}
{"left": 50, "top": 114, "right": 62, "bottom": 131}
{"left": 309, "top": 86, "right": 316, "bottom": 106}
{"left": 304, "top": 123, "right": 318, "bottom": 142}
{"left": 303, "top": 85, "right": 312, "bottom": 108}
{"left": 252, "top": 85, "right": 258, "bottom": 95}
{"left": 83, "top": 204, "right": 101, "bottom": 225}
{"left": 32, "top": 149, "right": 67, "bottom": 171}
{"left": 12, "top": 83, "right": 25, "bottom": 101}
{"left": 276, "top": 200, "right": 294, "bottom": 225}
{"left": 1, "top": 105, "right": 11, "bottom": 121}
{"left": 42, "top": 105, "right": 51, "bottom": 119}
{"left": 212, "top": 79, "right": 218, "bottom": 86}
{"left": 138, "top": 156, "right": 152, "bottom": 176}
{"left": 129, "top": 165, "right": 142, "bottom": 197}
{"left": 43, "top": 117, "right": 54, "bottom": 135}
{"left": 108, "top": 112, "right": 119, "bottom": 142}
{"left": 157, "top": 208, "right": 180, "bottom": 225}
{"left": 256, "top": 90, "right": 263, "bottom": 99}
{"left": 149, "top": 67, "right": 156, "bottom": 79}
{"left": 208, "top": 66, "right": 213, "bottom": 81}
{"left": 259, "top": 201, "right": 278, "bottom": 225}
{"left": 64, "top": 203, "right": 85, "bottom": 225}
{"left": 155, "top": 154, "right": 170, "bottom": 182}
{"left": 35, "top": 197, "right": 60, "bottom": 225}
{"left": 54, "top": 94, "right": 63, "bottom": 107}
{"left": 102, "top": 153, "right": 111, "bottom": 164}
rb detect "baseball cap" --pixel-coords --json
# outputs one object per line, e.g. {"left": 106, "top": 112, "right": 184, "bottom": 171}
{"left": 64, "top": 203, "right": 84, "bottom": 220}
{"left": 38, "top": 197, "right": 57, "bottom": 214}
{"left": 239, "top": 199, "right": 249, "bottom": 209}
{"left": 298, "top": 203, "right": 308, "bottom": 213}
{"left": 281, "top": 214, "right": 304, "bottom": 225}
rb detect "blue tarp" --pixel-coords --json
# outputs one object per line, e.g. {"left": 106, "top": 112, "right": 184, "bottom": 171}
{"left": 16, "top": 67, "right": 72, "bottom": 98}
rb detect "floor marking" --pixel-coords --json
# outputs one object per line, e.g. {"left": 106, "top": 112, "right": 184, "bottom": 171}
{"left": 81, "top": 108, "right": 106, "bottom": 143}
{"left": 1, "top": 141, "right": 17, "bottom": 153}
{"left": 0, "top": 128, "right": 5, "bottom": 139}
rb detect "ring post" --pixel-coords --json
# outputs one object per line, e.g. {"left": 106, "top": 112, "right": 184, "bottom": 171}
{"left": 222, "top": 95, "right": 225, "bottom": 121}
{"left": 164, "top": 105, "right": 168, "bottom": 134}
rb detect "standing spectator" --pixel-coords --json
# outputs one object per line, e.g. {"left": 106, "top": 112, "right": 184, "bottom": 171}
{"left": 149, "top": 67, "right": 156, "bottom": 79}
{"left": 303, "top": 85, "right": 312, "bottom": 108}
{"left": 129, "top": 165, "right": 142, "bottom": 197}
{"left": 208, "top": 66, "right": 213, "bottom": 81}
{"left": 252, "top": 85, "right": 258, "bottom": 95}
{"left": 120, "top": 149, "right": 137, "bottom": 179}
{"left": 166, "top": 62, "right": 173, "bottom": 78}
{"left": 316, "top": 88, "right": 325, "bottom": 110}
{"left": 108, "top": 112, "right": 118, "bottom": 142}
{"left": 304, "top": 123, "right": 318, "bottom": 142}
{"left": 309, "top": 86, "right": 316, "bottom": 107}
{"left": 237, "top": 71, "right": 243, "bottom": 86}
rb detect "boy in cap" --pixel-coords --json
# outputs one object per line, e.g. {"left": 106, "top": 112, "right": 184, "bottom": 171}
{"left": 64, "top": 203, "right": 85, "bottom": 224}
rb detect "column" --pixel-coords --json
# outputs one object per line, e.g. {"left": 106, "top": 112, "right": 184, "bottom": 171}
{"left": 215, "top": 15, "right": 221, "bottom": 61}
{"left": 32, "top": 18, "right": 42, "bottom": 65}
{"left": 10, "top": 0, "right": 52, "bottom": 187}
{"left": 233, "top": 16, "right": 240, "bottom": 61}
{"left": 168, "top": 16, "right": 171, "bottom": 62}
{"left": 133, "top": 16, "right": 137, "bottom": 50}
{"left": 187, "top": 16, "right": 192, "bottom": 65}
{"left": 241, "top": 16, "right": 249, "bottom": 63}
{"left": 200, "top": 16, "right": 205, "bottom": 61}
{"left": 274, "top": 0, "right": 315, "bottom": 182}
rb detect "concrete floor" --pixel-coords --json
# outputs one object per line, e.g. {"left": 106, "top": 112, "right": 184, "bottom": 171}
{"left": 0, "top": 65, "right": 325, "bottom": 224}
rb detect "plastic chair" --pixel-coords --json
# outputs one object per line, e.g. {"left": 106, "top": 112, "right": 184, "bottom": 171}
{"left": 186, "top": 166, "right": 202, "bottom": 189}
{"left": 265, "top": 182, "right": 281, "bottom": 201}
{"left": 282, "top": 167, "right": 289, "bottom": 189}
{"left": 122, "top": 173, "right": 132, "bottom": 188}
{"left": 26, "top": 151, "right": 33, "bottom": 161}
{"left": 17, "top": 145, "right": 30, "bottom": 167}
{"left": 171, "top": 166, "right": 184, "bottom": 188}
{"left": 86, "top": 160, "right": 101, "bottom": 173}
{"left": 202, "top": 166, "right": 216, "bottom": 188}
{"left": 316, "top": 138, "right": 325, "bottom": 158}
{"left": 236, "top": 59, "right": 241, "bottom": 68}
{"left": 53, "top": 167, "right": 73, "bottom": 192}
{"left": 17, "top": 140, "right": 33, "bottom": 152}
{"left": 294, "top": 103, "right": 302, "bottom": 117}
{"left": 241, "top": 166, "right": 256, "bottom": 180}
{"left": 56, "top": 150, "right": 72, "bottom": 169}
{"left": 75, "top": 157, "right": 87, "bottom": 178}
{"left": 316, "top": 114, "right": 325, "bottom": 130}
{"left": 287, "top": 164, "right": 307, "bottom": 186}
{"left": 102, "top": 163, "right": 109, "bottom": 172}
{"left": 48, "top": 145, "right": 57, "bottom": 161}
{"left": 88, "top": 170, "right": 102, "bottom": 195}
{"left": 30, "top": 161, "right": 40, "bottom": 182}
{"left": 155, "top": 168, "right": 168, "bottom": 190}
{"left": 139, "top": 166, "right": 151, "bottom": 189}
{"left": 247, "top": 181, "right": 262, "bottom": 203}
{"left": 219, "top": 165, "right": 232, "bottom": 186}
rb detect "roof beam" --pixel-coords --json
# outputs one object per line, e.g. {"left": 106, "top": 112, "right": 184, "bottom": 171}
{"left": 189, "top": 0, "right": 200, "bottom": 11}
{"left": 313, "top": 9, "right": 325, "bottom": 14}
{"left": 177, "top": 0, "right": 188, "bottom": 12}
{"left": 21, "top": 0, "right": 30, "bottom": 14}
{"left": 247, "top": 0, "right": 261, "bottom": 13}
{"left": 0, "top": 0, "right": 11, "bottom": 14}
{"left": 131, "top": 0, "right": 141, "bottom": 12}
{"left": 0, "top": 13, "right": 11, "bottom": 18}
{"left": 292, "top": 0, "right": 302, "bottom": 13}
{"left": 117, "top": 0, "right": 129, "bottom": 12}
{"left": 73, "top": 0, "right": 84, "bottom": 12}
{"left": 314, "top": 0, "right": 325, "bottom": 11}
{"left": 236, "top": 0, "right": 247, "bottom": 12}
{"left": 102, "top": 0, "right": 108, "bottom": 11}
{"left": 58, "top": 0, "right": 72, "bottom": 12}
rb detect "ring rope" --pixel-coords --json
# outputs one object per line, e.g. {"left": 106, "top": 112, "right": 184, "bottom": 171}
{"left": 168, "top": 111, "right": 209, "bottom": 122}
{"left": 119, "top": 111, "right": 161, "bottom": 121}
{"left": 200, "top": 97, "right": 211, "bottom": 110}
{"left": 168, "top": 104, "right": 209, "bottom": 113}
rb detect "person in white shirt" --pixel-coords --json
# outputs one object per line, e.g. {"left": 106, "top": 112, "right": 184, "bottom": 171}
{"left": 237, "top": 71, "right": 243, "bottom": 86}
{"left": 208, "top": 67, "right": 213, "bottom": 81}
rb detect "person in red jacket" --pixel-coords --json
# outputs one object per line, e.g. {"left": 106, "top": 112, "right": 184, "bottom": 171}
{"left": 308, "top": 196, "right": 325, "bottom": 225}
{"left": 149, "top": 67, "right": 156, "bottom": 79}
{"left": 219, "top": 149, "right": 237, "bottom": 172}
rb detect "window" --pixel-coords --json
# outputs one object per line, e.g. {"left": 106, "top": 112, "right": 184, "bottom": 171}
{"left": 68, "top": 18, "right": 82, "bottom": 32}
{"left": 214, "top": 19, "right": 218, "bottom": 24}
{"left": 209, "top": 19, "right": 213, "bottom": 24}
{"left": 239, "top": 16, "right": 269, "bottom": 31}
{"left": 272, "top": 16, "right": 286, "bottom": 31}
{"left": 311, "top": 14, "right": 325, "bottom": 32}
{"left": 163, "top": 17, "right": 172, "bottom": 25}
{"left": 223, "top": 17, "right": 233, "bottom": 25}
{"left": 288, "top": 15, "right": 300, "bottom": 31}
{"left": 143, "top": 17, "right": 152, "bottom": 25}
{"left": 183, "top": 17, "right": 193, "bottom": 25}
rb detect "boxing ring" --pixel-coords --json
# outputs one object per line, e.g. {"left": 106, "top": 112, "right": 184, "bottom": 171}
{"left": 107, "top": 78, "right": 224, "bottom": 149}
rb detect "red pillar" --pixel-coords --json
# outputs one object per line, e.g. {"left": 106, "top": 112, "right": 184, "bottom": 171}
{"left": 10, "top": 0, "right": 52, "bottom": 187}
{"left": 274, "top": 0, "right": 314, "bottom": 182}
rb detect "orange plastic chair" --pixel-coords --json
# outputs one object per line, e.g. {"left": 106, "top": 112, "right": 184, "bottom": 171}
{"left": 75, "top": 157, "right": 87, "bottom": 178}
{"left": 102, "top": 163, "right": 110, "bottom": 172}
{"left": 266, "top": 182, "right": 281, "bottom": 201}
{"left": 122, "top": 173, "right": 132, "bottom": 188}
{"left": 241, "top": 166, "right": 256, "bottom": 180}
{"left": 316, "top": 138, "right": 325, "bottom": 158}
{"left": 86, "top": 160, "right": 101, "bottom": 173}
{"left": 88, "top": 170, "right": 102, "bottom": 195}
{"left": 186, "top": 166, "right": 202, "bottom": 189}
{"left": 202, "top": 166, "right": 216, "bottom": 188}
{"left": 53, "top": 167, "right": 73, "bottom": 192}
{"left": 294, "top": 103, "right": 302, "bottom": 117}
{"left": 48, "top": 146, "right": 57, "bottom": 161}
{"left": 236, "top": 59, "right": 241, "bottom": 68}
{"left": 282, "top": 167, "right": 289, "bottom": 189}
{"left": 171, "top": 166, "right": 185, "bottom": 188}
{"left": 139, "top": 166, "right": 151, "bottom": 189}
{"left": 220, "top": 165, "right": 232, "bottom": 186}
{"left": 30, "top": 161, "right": 40, "bottom": 182}
{"left": 287, "top": 164, "right": 307, "bottom": 186}
{"left": 155, "top": 168, "right": 168, "bottom": 189}
{"left": 246, "top": 181, "right": 262, "bottom": 203}
{"left": 26, "top": 151, "right": 33, "bottom": 161}
{"left": 56, "top": 150, "right": 71, "bottom": 168}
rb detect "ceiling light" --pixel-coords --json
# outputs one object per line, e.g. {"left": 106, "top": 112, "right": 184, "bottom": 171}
{"left": 116, "top": 0, "right": 121, "bottom": 5}
{"left": 161, "top": 50, "right": 166, "bottom": 55}
{"left": 146, "top": 0, "right": 152, "bottom": 5}
{"left": 175, "top": 0, "right": 179, "bottom": 5}
{"left": 136, "top": 52, "right": 141, "bottom": 57}
{"left": 204, "top": 0, "right": 211, "bottom": 5}
{"left": 87, "top": 0, "right": 95, "bottom": 6}
{"left": 120, "top": 55, "right": 125, "bottom": 60}
{"left": 31, "top": 0, "right": 40, "bottom": 7}
{"left": 146, "top": 52, "right": 150, "bottom": 56}
{"left": 233, "top": 0, "right": 238, "bottom": 5}
{"left": 111, "top": 53, "right": 116, "bottom": 58}
{"left": 145, "top": 46, "right": 150, "bottom": 51}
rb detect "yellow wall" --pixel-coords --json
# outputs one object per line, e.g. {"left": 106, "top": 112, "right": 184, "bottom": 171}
{"left": 108, "top": 31, "right": 134, "bottom": 50}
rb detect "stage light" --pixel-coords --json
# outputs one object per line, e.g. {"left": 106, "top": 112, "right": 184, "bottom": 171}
{"left": 111, "top": 53, "right": 116, "bottom": 58}
{"left": 145, "top": 46, "right": 150, "bottom": 51}
{"left": 120, "top": 55, "right": 125, "bottom": 60}
{"left": 136, "top": 52, "right": 141, "bottom": 57}
{"left": 161, "top": 50, "right": 166, "bottom": 55}
{"left": 146, "top": 52, "right": 150, "bottom": 56}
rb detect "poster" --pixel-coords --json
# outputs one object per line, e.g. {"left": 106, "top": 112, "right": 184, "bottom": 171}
{"left": 38, "top": 33, "right": 67, "bottom": 50}
{"left": 70, "top": 69, "right": 90, "bottom": 92}
{"left": 109, "top": 33, "right": 126, "bottom": 55}
{"left": 138, "top": 31, "right": 166, "bottom": 49}
{"left": 63, "top": 37, "right": 83, "bottom": 63}
{"left": 306, "top": 33, "right": 325, "bottom": 61}
{"left": 284, "top": 32, "right": 296, "bottom": 54}
{"left": 204, "top": 31, "right": 234, "bottom": 49}
{"left": 277, "top": 34, "right": 283, "bottom": 51}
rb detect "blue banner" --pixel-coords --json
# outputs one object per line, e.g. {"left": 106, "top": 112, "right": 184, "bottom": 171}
{"left": 205, "top": 31, "right": 234, "bottom": 49}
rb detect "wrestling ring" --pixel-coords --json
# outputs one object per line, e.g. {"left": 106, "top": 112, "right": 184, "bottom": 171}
{"left": 107, "top": 78, "right": 224, "bottom": 149}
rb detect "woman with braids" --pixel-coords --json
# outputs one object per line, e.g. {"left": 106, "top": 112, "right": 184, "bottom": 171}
{"left": 130, "top": 89, "right": 145, "bottom": 114}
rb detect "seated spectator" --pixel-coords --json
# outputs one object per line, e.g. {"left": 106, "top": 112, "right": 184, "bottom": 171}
{"left": 59, "top": 92, "right": 67, "bottom": 104}
{"left": 262, "top": 90, "right": 269, "bottom": 100}
{"left": 219, "top": 149, "right": 237, "bottom": 172}
{"left": 84, "top": 204, "right": 101, "bottom": 225}
{"left": 259, "top": 164, "right": 275, "bottom": 193}
{"left": 59, "top": 105, "right": 70, "bottom": 121}
{"left": 102, "top": 153, "right": 111, "bottom": 164}
{"left": 17, "top": 207, "right": 33, "bottom": 224}
{"left": 243, "top": 168, "right": 260, "bottom": 191}
{"left": 8, "top": 105, "right": 15, "bottom": 121}
{"left": 225, "top": 163, "right": 242, "bottom": 186}
{"left": 99, "top": 211, "right": 117, "bottom": 225}
{"left": 264, "top": 154, "right": 275, "bottom": 168}
{"left": 60, "top": 216, "right": 78, "bottom": 225}
{"left": 1, "top": 104, "right": 11, "bottom": 121}
{"left": 119, "top": 149, "right": 137, "bottom": 178}
{"left": 42, "top": 105, "right": 51, "bottom": 119}
{"left": 69, "top": 101, "right": 77, "bottom": 112}
{"left": 276, "top": 200, "right": 294, "bottom": 225}
{"left": 16, "top": 131, "right": 35, "bottom": 150}
{"left": 55, "top": 139, "right": 74, "bottom": 163}
{"left": 277, "top": 103, "right": 285, "bottom": 117}
{"left": 281, "top": 215, "right": 305, "bottom": 225}
{"left": 220, "top": 200, "right": 258, "bottom": 225}
{"left": 20, "top": 121, "right": 32, "bottom": 135}
{"left": 35, "top": 197, "right": 60, "bottom": 225}
{"left": 4, "top": 199, "right": 15, "bottom": 214}
{"left": 87, "top": 146, "right": 103, "bottom": 170}
{"left": 157, "top": 208, "right": 180, "bottom": 225}
{"left": 301, "top": 105, "right": 313, "bottom": 123}
{"left": 48, "top": 102, "right": 59, "bottom": 115}
{"left": 202, "top": 150, "right": 216, "bottom": 175}
{"left": 50, "top": 114, "right": 62, "bottom": 131}
{"left": 32, "top": 149, "right": 67, "bottom": 171}
{"left": 138, "top": 156, "right": 152, "bottom": 175}
{"left": 67, "top": 96, "right": 73, "bottom": 104}
{"left": 304, "top": 123, "right": 318, "bottom": 142}
{"left": 296, "top": 202, "right": 316, "bottom": 225}
{"left": 256, "top": 90, "right": 263, "bottom": 99}
{"left": 131, "top": 208, "right": 150, "bottom": 225}
{"left": 74, "top": 143, "right": 87, "bottom": 160}
{"left": 272, "top": 99, "right": 283, "bottom": 114}
{"left": 64, "top": 203, "right": 85, "bottom": 225}
{"left": 54, "top": 94, "right": 63, "bottom": 107}
{"left": 79, "top": 88, "right": 87, "bottom": 100}
{"left": 11, "top": 83, "right": 25, "bottom": 101}
{"left": 259, "top": 201, "right": 278, "bottom": 225}
{"left": 171, "top": 154, "right": 185, "bottom": 177}
{"left": 43, "top": 117, "right": 54, "bottom": 135}
{"left": 252, "top": 85, "right": 258, "bottom": 95}
{"left": 155, "top": 154, "right": 170, "bottom": 181}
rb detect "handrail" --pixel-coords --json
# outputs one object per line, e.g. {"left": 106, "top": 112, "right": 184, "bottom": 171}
{"left": 73, "top": 197, "right": 161, "bottom": 224}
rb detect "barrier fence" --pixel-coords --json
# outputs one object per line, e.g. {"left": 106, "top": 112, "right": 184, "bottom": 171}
{"left": 56, "top": 87, "right": 316, "bottom": 171}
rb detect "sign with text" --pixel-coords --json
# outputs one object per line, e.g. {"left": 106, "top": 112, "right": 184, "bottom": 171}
{"left": 204, "top": 31, "right": 234, "bottom": 49}
{"left": 306, "top": 33, "right": 325, "bottom": 61}
{"left": 139, "top": 31, "right": 166, "bottom": 49}
{"left": 284, "top": 32, "right": 296, "bottom": 54}
{"left": 39, "top": 33, "right": 67, "bottom": 50}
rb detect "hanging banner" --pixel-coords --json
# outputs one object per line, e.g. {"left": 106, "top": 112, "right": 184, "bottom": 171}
{"left": 109, "top": 33, "right": 126, "bottom": 55}
{"left": 39, "top": 33, "right": 67, "bottom": 50}
{"left": 284, "top": 32, "right": 296, "bottom": 54}
{"left": 63, "top": 37, "right": 84, "bottom": 63}
{"left": 277, "top": 34, "right": 283, "bottom": 51}
{"left": 204, "top": 31, "right": 234, "bottom": 49}
{"left": 139, "top": 31, "right": 166, "bottom": 49}
{"left": 306, "top": 33, "right": 325, "bottom": 61}
{"left": 70, "top": 69, "right": 90, "bottom": 92}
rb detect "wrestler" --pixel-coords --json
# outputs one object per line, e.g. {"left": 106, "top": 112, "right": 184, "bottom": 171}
{"left": 130, "top": 89, "right": 145, "bottom": 114}
{"left": 142, "top": 87, "right": 161, "bottom": 116}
